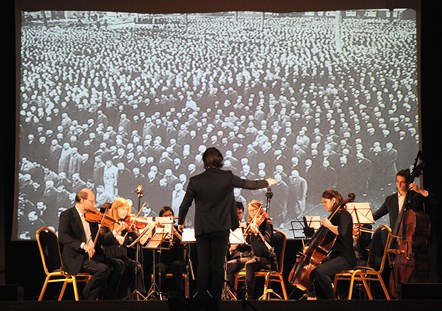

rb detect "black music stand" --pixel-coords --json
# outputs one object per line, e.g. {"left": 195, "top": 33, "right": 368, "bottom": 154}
{"left": 221, "top": 227, "right": 246, "bottom": 300}
{"left": 181, "top": 229, "right": 198, "bottom": 298}
{"left": 124, "top": 190, "right": 148, "bottom": 301}
{"left": 140, "top": 217, "right": 174, "bottom": 301}
{"left": 290, "top": 216, "right": 321, "bottom": 240}
{"left": 345, "top": 202, "right": 375, "bottom": 265}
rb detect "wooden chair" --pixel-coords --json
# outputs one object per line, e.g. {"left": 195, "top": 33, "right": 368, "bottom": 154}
{"left": 36, "top": 226, "right": 91, "bottom": 301}
{"left": 234, "top": 229, "right": 288, "bottom": 300}
{"left": 333, "top": 224, "right": 393, "bottom": 300}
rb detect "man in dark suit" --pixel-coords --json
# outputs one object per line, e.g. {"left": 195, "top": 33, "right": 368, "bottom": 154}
{"left": 58, "top": 188, "right": 112, "bottom": 300}
{"left": 372, "top": 168, "right": 434, "bottom": 231}
{"left": 371, "top": 168, "right": 436, "bottom": 296}
{"left": 177, "top": 147, "right": 276, "bottom": 302}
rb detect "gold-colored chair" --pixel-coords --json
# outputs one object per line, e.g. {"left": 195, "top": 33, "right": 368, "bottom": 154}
{"left": 333, "top": 224, "right": 393, "bottom": 300}
{"left": 234, "top": 229, "right": 288, "bottom": 300}
{"left": 36, "top": 226, "right": 91, "bottom": 301}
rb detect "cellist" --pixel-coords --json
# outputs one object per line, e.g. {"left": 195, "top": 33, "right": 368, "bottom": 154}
{"left": 309, "top": 189, "right": 356, "bottom": 300}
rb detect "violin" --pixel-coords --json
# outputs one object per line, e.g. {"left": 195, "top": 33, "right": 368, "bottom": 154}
{"left": 84, "top": 209, "right": 121, "bottom": 228}
{"left": 244, "top": 201, "right": 268, "bottom": 235}
{"left": 122, "top": 215, "right": 150, "bottom": 231}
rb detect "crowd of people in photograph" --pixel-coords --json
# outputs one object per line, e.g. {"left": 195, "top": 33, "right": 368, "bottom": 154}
{"left": 17, "top": 11, "right": 418, "bottom": 239}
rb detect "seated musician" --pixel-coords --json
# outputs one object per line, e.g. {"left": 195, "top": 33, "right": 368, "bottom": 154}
{"left": 372, "top": 169, "right": 434, "bottom": 230}
{"left": 371, "top": 168, "right": 437, "bottom": 297}
{"left": 100, "top": 198, "right": 146, "bottom": 299}
{"left": 156, "top": 206, "right": 187, "bottom": 299}
{"left": 227, "top": 201, "right": 251, "bottom": 261}
{"left": 308, "top": 189, "right": 356, "bottom": 300}
{"left": 226, "top": 199, "right": 275, "bottom": 299}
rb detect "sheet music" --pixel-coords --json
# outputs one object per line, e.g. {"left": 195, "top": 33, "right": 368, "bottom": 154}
{"left": 182, "top": 228, "right": 196, "bottom": 243}
{"left": 128, "top": 216, "right": 174, "bottom": 248}
{"left": 304, "top": 216, "right": 321, "bottom": 230}
{"left": 229, "top": 227, "right": 245, "bottom": 245}
{"left": 127, "top": 220, "right": 156, "bottom": 248}
{"left": 345, "top": 202, "right": 375, "bottom": 224}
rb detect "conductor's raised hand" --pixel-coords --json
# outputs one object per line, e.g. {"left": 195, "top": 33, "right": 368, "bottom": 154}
{"left": 266, "top": 178, "right": 277, "bottom": 186}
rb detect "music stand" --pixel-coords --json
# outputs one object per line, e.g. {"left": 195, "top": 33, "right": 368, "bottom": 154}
{"left": 290, "top": 216, "right": 321, "bottom": 239}
{"left": 221, "top": 227, "right": 246, "bottom": 300}
{"left": 345, "top": 202, "right": 375, "bottom": 265}
{"left": 124, "top": 194, "right": 148, "bottom": 301}
{"left": 141, "top": 217, "right": 174, "bottom": 301}
{"left": 345, "top": 202, "right": 375, "bottom": 226}
{"left": 182, "top": 228, "right": 203, "bottom": 298}
{"left": 229, "top": 227, "right": 245, "bottom": 245}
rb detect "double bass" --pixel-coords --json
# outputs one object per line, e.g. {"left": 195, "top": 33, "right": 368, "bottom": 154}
{"left": 288, "top": 193, "right": 355, "bottom": 291}
{"left": 388, "top": 152, "right": 431, "bottom": 298}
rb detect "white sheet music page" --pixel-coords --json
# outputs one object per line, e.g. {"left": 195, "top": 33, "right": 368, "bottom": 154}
{"left": 229, "top": 227, "right": 245, "bottom": 244}
{"left": 345, "top": 202, "right": 375, "bottom": 224}
{"left": 182, "top": 228, "right": 196, "bottom": 242}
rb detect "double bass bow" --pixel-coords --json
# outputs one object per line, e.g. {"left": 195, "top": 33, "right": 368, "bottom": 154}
{"left": 388, "top": 151, "right": 430, "bottom": 298}
{"left": 288, "top": 193, "right": 355, "bottom": 291}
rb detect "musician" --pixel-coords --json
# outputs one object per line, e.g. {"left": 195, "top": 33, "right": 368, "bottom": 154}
{"left": 226, "top": 200, "right": 275, "bottom": 299}
{"left": 372, "top": 168, "right": 437, "bottom": 293}
{"left": 58, "top": 187, "right": 111, "bottom": 300}
{"left": 227, "top": 201, "right": 251, "bottom": 261}
{"left": 310, "top": 189, "right": 356, "bottom": 300}
{"left": 156, "top": 206, "right": 186, "bottom": 299}
{"left": 372, "top": 169, "right": 433, "bottom": 231}
{"left": 100, "top": 198, "right": 146, "bottom": 299}
{"left": 177, "top": 147, "right": 277, "bottom": 301}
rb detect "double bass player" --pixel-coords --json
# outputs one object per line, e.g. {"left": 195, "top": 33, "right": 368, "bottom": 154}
{"left": 372, "top": 167, "right": 437, "bottom": 297}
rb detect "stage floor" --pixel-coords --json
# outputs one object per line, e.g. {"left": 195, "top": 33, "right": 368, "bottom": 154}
{"left": 1, "top": 299, "right": 442, "bottom": 311}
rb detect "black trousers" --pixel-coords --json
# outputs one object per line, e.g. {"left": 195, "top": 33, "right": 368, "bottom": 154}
{"left": 195, "top": 230, "right": 229, "bottom": 300}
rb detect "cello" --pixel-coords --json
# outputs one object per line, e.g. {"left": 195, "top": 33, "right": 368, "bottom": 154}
{"left": 388, "top": 152, "right": 431, "bottom": 298}
{"left": 288, "top": 192, "right": 355, "bottom": 291}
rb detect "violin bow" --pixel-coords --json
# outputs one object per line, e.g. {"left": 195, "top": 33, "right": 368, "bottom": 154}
{"left": 90, "top": 210, "right": 109, "bottom": 257}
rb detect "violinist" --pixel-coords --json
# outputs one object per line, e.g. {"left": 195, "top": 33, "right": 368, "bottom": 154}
{"left": 58, "top": 187, "right": 111, "bottom": 300}
{"left": 309, "top": 189, "right": 356, "bottom": 300}
{"left": 100, "top": 198, "right": 146, "bottom": 299}
{"left": 226, "top": 199, "right": 275, "bottom": 299}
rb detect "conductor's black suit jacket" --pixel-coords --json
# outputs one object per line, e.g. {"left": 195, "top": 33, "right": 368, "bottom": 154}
{"left": 178, "top": 168, "right": 269, "bottom": 237}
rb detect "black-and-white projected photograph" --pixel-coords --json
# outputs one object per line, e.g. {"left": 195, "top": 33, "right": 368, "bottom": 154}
{"left": 15, "top": 8, "right": 419, "bottom": 240}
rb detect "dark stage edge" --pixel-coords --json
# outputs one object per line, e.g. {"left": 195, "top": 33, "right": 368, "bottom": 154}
{"left": 2, "top": 299, "right": 442, "bottom": 311}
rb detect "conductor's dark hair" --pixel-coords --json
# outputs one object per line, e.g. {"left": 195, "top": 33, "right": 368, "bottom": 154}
{"left": 202, "top": 147, "right": 223, "bottom": 169}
